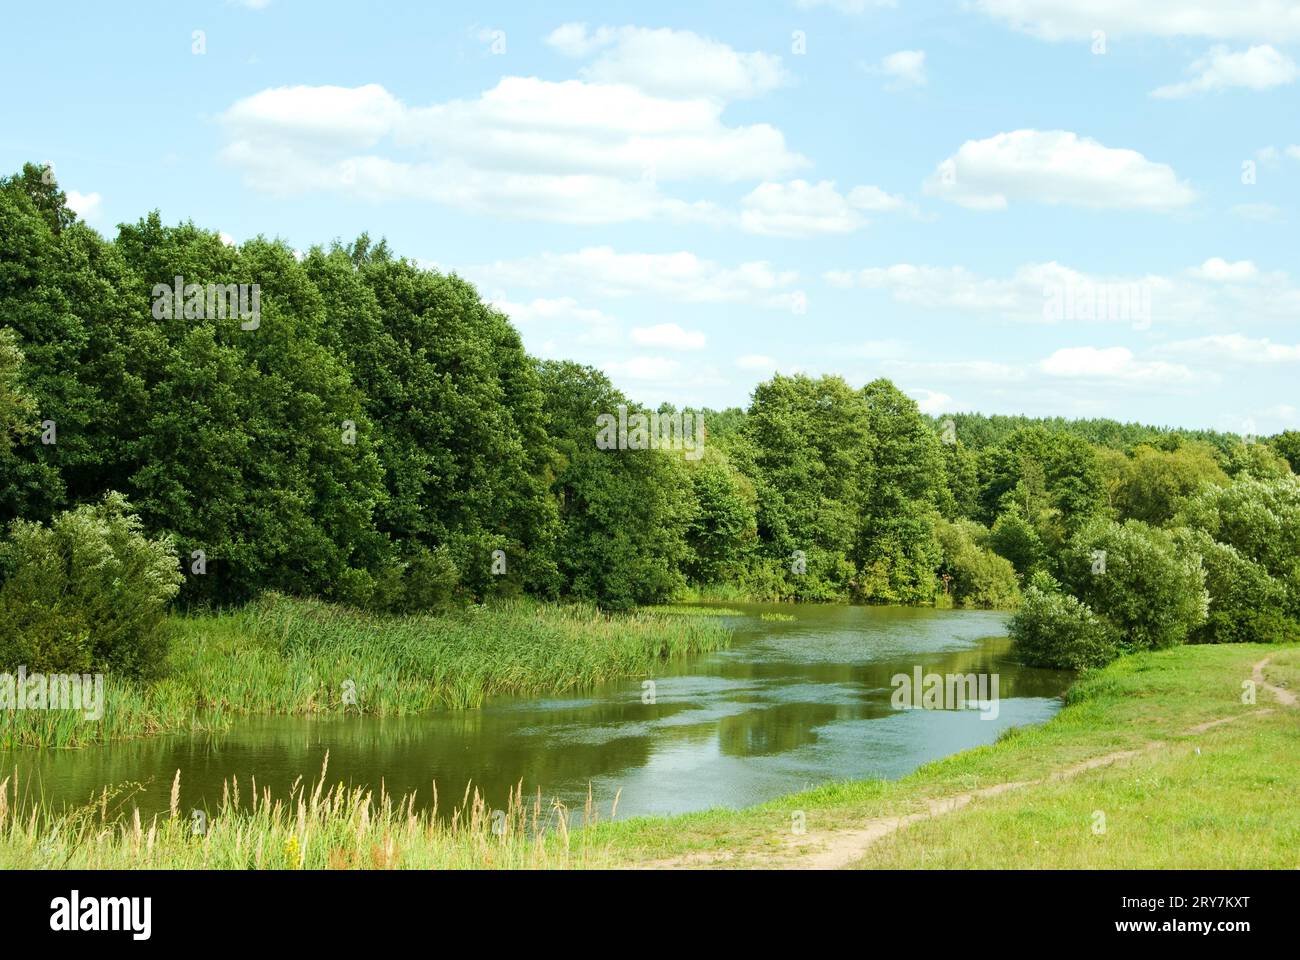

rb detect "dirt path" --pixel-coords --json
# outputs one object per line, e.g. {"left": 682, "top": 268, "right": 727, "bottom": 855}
{"left": 1253, "top": 655, "right": 1297, "bottom": 707}
{"left": 647, "top": 656, "right": 1295, "bottom": 870}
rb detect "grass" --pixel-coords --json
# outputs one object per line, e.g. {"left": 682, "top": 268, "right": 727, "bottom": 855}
{"left": 0, "top": 754, "right": 614, "bottom": 869}
{"left": 0, "top": 594, "right": 732, "bottom": 750}
{"left": 2, "top": 642, "right": 1294, "bottom": 869}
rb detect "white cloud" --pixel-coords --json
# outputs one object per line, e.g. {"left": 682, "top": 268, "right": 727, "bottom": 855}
{"left": 545, "top": 24, "right": 789, "bottom": 100}
{"left": 218, "top": 231, "right": 236, "bottom": 247}
{"left": 924, "top": 130, "right": 1196, "bottom": 211}
{"left": 1152, "top": 45, "right": 1297, "bottom": 98}
{"left": 909, "top": 388, "right": 953, "bottom": 414}
{"left": 1231, "top": 203, "right": 1282, "bottom": 221}
{"left": 1288, "top": 145, "right": 1300, "bottom": 159}
{"left": 883, "top": 359, "right": 1026, "bottom": 382}
{"left": 630, "top": 322, "right": 707, "bottom": 350}
{"left": 1189, "top": 257, "right": 1258, "bottom": 281}
{"left": 795, "top": 0, "right": 898, "bottom": 12}
{"left": 605, "top": 356, "right": 682, "bottom": 380}
{"left": 735, "top": 354, "right": 781, "bottom": 371}
{"left": 1162, "top": 334, "right": 1300, "bottom": 363}
{"left": 64, "top": 190, "right": 102, "bottom": 220}
{"left": 219, "top": 77, "right": 807, "bottom": 224}
{"left": 1040, "top": 346, "right": 1200, "bottom": 383}
{"left": 469, "top": 247, "right": 802, "bottom": 309}
{"left": 876, "top": 50, "right": 927, "bottom": 88}
{"left": 488, "top": 296, "right": 620, "bottom": 346}
{"left": 824, "top": 258, "right": 1300, "bottom": 326}
{"left": 975, "top": 1, "right": 1300, "bottom": 43}
{"left": 739, "top": 179, "right": 909, "bottom": 236}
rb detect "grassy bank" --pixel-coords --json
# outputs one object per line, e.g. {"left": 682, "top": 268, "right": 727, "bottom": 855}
{"left": 1, "top": 641, "right": 1294, "bottom": 868}
{"left": 0, "top": 594, "right": 732, "bottom": 749}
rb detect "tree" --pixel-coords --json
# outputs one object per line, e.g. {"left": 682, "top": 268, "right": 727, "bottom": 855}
{"left": 536, "top": 361, "right": 692, "bottom": 609}
{"left": 1112, "top": 442, "right": 1228, "bottom": 525}
{"left": 738, "top": 374, "right": 872, "bottom": 599}
{"left": 1061, "top": 518, "right": 1207, "bottom": 652}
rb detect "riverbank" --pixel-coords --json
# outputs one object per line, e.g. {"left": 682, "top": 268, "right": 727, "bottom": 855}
{"left": 1, "top": 641, "right": 1293, "bottom": 868}
{"left": 0, "top": 594, "right": 732, "bottom": 749}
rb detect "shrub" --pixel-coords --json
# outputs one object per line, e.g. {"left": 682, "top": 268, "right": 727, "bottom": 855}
{"left": 1174, "top": 529, "right": 1294, "bottom": 644}
{"left": 1061, "top": 517, "right": 1207, "bottom": 653}
{"left": 0, "top": 493, "right": 184, "bottom": 677}
{"left": 934, "top": 518, "right": 1020, "bottom": 609}
{"left": 1009, "top": 585, "right": 1119, "bottom": 670}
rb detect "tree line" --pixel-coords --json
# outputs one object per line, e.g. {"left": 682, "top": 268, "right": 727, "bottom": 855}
{"left": 3, "top": 163, "right": 1299, "bottom": 673}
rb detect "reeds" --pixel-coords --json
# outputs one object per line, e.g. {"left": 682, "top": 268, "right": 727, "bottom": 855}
{"left": 0, "top": 594, "right": 732, "bottom": 749}
{"left": 0, "top": 760, "right": 618, "bottom": 870}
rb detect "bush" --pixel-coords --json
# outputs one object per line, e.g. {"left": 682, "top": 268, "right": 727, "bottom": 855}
{"left": 0, "top": 493, "right": 184, "bottom": 677}
{"left": 934, "top": 518, "right": 1021, "bottom": 609}
{"left": 1174, "top": 529, "right": 1295, "bottom": 644}
{"left": 1061, "top": 518, "right": 1207, "bottom": 653}
{"left": 1009, "top": 585, "right": 1119, "bottom": 670}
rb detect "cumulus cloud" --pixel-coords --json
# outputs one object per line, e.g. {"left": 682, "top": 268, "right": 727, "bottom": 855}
{"left": 64, "top": 190, "right": 102, "bottom": 220}
{"left": 738, "top": 179, "right": 908, "bottom": 236}
{"left": 923, "top": 129, "right": 1195, "bottom": 211}
{"left": 974, "top": 1, "right": 1300, "bottom": 43}
{"left": 735, "top": 354, "right": 778, "bottom": 370}
{"left": 795, "top": 0, "right": 898, "bottom": 13}
{"left": 219, "top": 72, "right": 807, "bottom": 223}
{"left": 488, "top": 296, "right": 621, "bottom": 346}
{"left": 545, "top": 24, "right": 789, "bottom": 100}
{"left": 630, "top": 322, "right": 708, "bottom": 350}
{"left": 1189, "top": 257, "right": 1258, "bottom": 281}
{"left": 604, "top": 356, "right": 682, "bottom": 380}
{"left": 874, "top": 50, "right": 927, "bottom": 88}
{"left": 1152, "top": 45, "right": 1297, "bottom": 98}
{"left": 1039, "top": 346, "right": 1200, "bottom": 383}
{"left": 1161, "top": 334, "right": 1300, "bottom": 363}
{"left": 469, "top": 247, "right": 803, "bottom": 309}
{"left": 824, "top": 257, "right": 1300, "bottom": 325}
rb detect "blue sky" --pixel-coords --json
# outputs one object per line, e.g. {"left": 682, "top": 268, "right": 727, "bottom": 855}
{"left": 3, "top": 0, "right": 1298, "bottom": 432}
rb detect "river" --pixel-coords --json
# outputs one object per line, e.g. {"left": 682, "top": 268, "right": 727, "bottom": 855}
{"left": 3, "top": 603, "right": 1072, "bottom": 823}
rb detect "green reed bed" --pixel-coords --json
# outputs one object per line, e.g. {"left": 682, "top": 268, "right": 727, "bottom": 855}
{"left": 0, "top": 594, "right": 732, "bottom": 750}
{"left": 0, "top": 755, "right": 616, "bottom": 869}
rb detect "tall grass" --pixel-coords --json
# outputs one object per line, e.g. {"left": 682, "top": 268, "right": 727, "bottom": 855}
{"left": 0, "top": 594, "right": 732, "bottom": 750}
{"left": 0, "top": 755, "right": 617, "bottom": 869}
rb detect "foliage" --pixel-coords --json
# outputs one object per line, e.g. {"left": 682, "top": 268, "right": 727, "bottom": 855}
{"left": 1009, "top": 584, "right": 1118, "bottom": 669}
{"left": 0, "top": 493, "right": 183, "bottom": 677}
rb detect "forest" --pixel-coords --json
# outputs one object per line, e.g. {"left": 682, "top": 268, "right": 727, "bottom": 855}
{"left": 3, "top": 162, "right": 1300, "bottom": 683}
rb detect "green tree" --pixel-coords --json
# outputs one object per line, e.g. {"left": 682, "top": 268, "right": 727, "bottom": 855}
{"left": 1061, "top": 518, "right": 1208, "bottom": 652}
{"left": 537, "top": 361, "right": 692, "bottom": 609}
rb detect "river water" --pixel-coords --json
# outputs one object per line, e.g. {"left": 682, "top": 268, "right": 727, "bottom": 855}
{"left": 3, "top": 604, "right": 1071, "bottom": 822}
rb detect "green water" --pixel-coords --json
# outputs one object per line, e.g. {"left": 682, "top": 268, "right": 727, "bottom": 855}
{"left": 4, "top": 603, "right": 1071, "bottom": 821}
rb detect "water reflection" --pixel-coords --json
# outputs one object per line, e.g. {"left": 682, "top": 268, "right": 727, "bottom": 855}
{"left": 2, "top": 604, "right": 1072, "bottom": 821}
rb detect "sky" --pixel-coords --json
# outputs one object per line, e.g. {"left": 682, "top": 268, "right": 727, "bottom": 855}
{"left": 2, "top": 0, "right": 1298, "bottom": 433}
